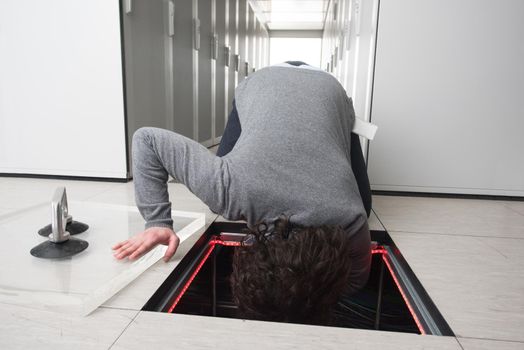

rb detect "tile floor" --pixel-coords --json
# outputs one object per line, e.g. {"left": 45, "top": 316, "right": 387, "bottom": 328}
{"left": 373, "top": 195, "right": 524, "bottom": 347}
{"left": 111, "top": 312, "right": 463, "bottom": 350}
{"left": 0, "top": 177, "right": 522, "bottom": 349}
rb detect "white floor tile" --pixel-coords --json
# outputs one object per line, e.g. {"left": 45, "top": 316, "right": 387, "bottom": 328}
{"left": 368, "top": 210, "right": 385, "bottom": 231}
{"left": 112, "top": 312, "right": 461, "bottom": 350}
{"left": 390, "top": 231, "right": 524, "bottom": 342}
{"left": 457, "top": 337, "right": 524, "bottom": 350}
{"left": 373, "top": 196, "right": 524, "bottom": 238}
{"left": 503, "top": 201, "right": 524, "bottom": 217}
{"left": 0, "top": 207, "right": 14, "bottom": 216}
{"left": 0, "top": 303, "right": 137, "bottom": 350}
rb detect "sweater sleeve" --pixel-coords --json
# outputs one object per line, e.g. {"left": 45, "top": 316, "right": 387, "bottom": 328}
{"left": 132, "top": 127, "right": 229, "bottom": 229}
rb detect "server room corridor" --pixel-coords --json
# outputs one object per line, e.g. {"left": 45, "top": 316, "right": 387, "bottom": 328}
{"left": 0, "top": 1, "right": 523, "bottom": 349}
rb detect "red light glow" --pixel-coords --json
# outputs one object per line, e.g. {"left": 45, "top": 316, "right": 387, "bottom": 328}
{"left": 168, "top": 236, "right": 237, "bottom": 313}
{"left": 167, "top": 243, "right": 216, "bottom": 313}
{"left": 168, "top": 236, "right": 426, "bottom": 334}
{"left": 371, "top": 248, "right": 387, "bottom": 255}
{"left": 209, "top": 238, "right": 242, "bottom": 247}
{"left": 380, "top": 252, "right": 426, "bottom": 335}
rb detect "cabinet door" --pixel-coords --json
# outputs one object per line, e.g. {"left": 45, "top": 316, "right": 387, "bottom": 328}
{"left": 255, "top": 19, "right": 262, "bottom": 70}
{"left": 171, "top": 0, "right": 197, "bottom": 140}
{"left": 197, "top": 0, "right": 213, "bottom": 144}
{"left": 215, "top": 0, "right": 227, "bottom": 139}
{"left": 123, "top": 0, "right": 173, "bottom": 158}
{"left": 247, "top": 6, "right": 255, "bottom": 73}
{"left": 228, "top": 0, "right": 238, "bottom": 109}
{"left": 237, "top": 0, "right": 247, "bottom": 82}
{"left": 261, "top": 27, "right": 269, "bottom": 68}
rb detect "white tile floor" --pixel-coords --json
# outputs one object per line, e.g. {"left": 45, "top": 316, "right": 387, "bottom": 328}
{"left": 457, "top": 337, "right": 524, "bottom": 350}
{"left": 391, "top": 232, "right": 524, "bottom": 341}
{"left": 112, "top": 312, "right": 463, "bottom": 350}
{"left": 0, "top": 177, "right": 523, "bottom": 349}
{"left": 374, "top": 194, "right": 524, "bottom": 347}
{"left": 372, "top": 195, "right": 524, "bottom": 238}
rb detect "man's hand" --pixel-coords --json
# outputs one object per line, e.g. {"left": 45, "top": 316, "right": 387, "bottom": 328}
{"left": 112, "top": 227, "right": 180, "bottom": 262}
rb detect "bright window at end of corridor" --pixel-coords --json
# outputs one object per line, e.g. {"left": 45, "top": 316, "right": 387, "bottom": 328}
{"left": 269, "top": 38, "right": 322, "bottom": 68}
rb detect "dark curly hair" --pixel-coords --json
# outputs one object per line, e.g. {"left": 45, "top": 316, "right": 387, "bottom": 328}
{"left": 230, "top": 216, "right": 353, "bottom": 325}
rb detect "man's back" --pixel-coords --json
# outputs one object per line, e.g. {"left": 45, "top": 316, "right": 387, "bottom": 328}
{"left": 222, "top": 66, "right": 367, "bottom": 236}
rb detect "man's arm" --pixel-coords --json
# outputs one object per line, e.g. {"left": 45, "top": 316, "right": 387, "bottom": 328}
{"left": 132, "top": 127, "right": 228, "bottom": 227}
{"left": 113, "top": 127, "right": 228, "bottom": 261}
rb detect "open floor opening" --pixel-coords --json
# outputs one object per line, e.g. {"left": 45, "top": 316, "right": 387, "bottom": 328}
{"left": 144, "top": 222, "right": 454, "bottom": 336}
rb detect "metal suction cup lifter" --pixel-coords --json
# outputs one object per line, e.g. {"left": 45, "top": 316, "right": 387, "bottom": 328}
{"left": 37, "top": 187, "right": 89, "bottom": 237}
{"left": 30, "top": 187, "right": 89, "bottom": 259}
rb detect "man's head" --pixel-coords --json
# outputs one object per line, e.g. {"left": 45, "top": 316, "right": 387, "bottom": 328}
{"left": 230, "top": 216, "right": 353, "bottom": 325}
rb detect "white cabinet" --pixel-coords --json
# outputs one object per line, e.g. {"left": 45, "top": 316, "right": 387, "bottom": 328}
{"left": 0, "top": 0, "right": 128, "bottom": 179}
{"left": 367, "top": 0, "right": 524, "bottom": 196}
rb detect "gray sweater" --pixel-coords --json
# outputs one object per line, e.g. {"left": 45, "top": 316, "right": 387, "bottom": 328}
{"left": 226, "top": 66, "right": 367, "bottom": 231}
{"left": 132, "top": 66, "right": 370, "bottom": 292}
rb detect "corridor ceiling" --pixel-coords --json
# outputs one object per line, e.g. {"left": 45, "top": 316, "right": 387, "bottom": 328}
{"left": 250, "top": 0, "right": 330, "bottom": 30}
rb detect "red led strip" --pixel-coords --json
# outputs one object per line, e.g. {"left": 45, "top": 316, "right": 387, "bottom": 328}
{"left": 168, "top": 236, "right": 240, "bottom": 313}
{"left": 381, "top": 253, "right": 426, "bottom": 335}
{"left": 167, "top": 243, "right": 216, "bottom": 313}
{"left": 209, "top": 239, "right": 242, "bottom": 247}
{"left": 371, "top": 247, "right": 425, "bottom": 334}
{"left": 168, "top": 238, "right": 427, "bottom": 334}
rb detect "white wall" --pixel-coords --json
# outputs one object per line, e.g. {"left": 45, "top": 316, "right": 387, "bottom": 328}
{"left": 367, "top": 0, "right": 524, "bottom": 196}
{"left": 0, "top": 0, "right": 128, "bottom": 179}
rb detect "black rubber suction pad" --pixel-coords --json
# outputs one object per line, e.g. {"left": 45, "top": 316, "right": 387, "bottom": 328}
{"left": 38, "top": 221, "right": 89, "bottom": 237}
{"left": 30, "top": 238, "right": 89, "bottom": 259}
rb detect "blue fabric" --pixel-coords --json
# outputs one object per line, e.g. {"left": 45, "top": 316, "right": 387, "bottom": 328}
{"left": 216, "top": 100, "right": 241, "bottom": 157}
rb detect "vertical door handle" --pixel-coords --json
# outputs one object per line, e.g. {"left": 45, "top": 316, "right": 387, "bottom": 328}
{"left": 355, "top": 0, "right": 362, "bottom": 36}
{"left": 344, "top": 19, "right": 351, "bottom": 51}
{"left": 211, "top": 34, "right": 219, "bottom": 60}
{"left": 224, "top": 46, "right": 231, "bottom": 67}
{"left": 193, "top": 18, "right": 201, "bottom": 50}
{"left": 234, "top": 54, "right": 240, "bottom": 72}
{"left": 125, "top": 0, "right": 133, "bottom": 15}
{"left": 168, "top": 1, "right": 175, "bottom": 37}
{"left": 339, "top": 36, "right": 344, "bottom": 59}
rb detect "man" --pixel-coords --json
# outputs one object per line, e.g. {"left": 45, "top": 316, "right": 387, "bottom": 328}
{"left": 112, "top": 62, "right": 372, "bottom": 324}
